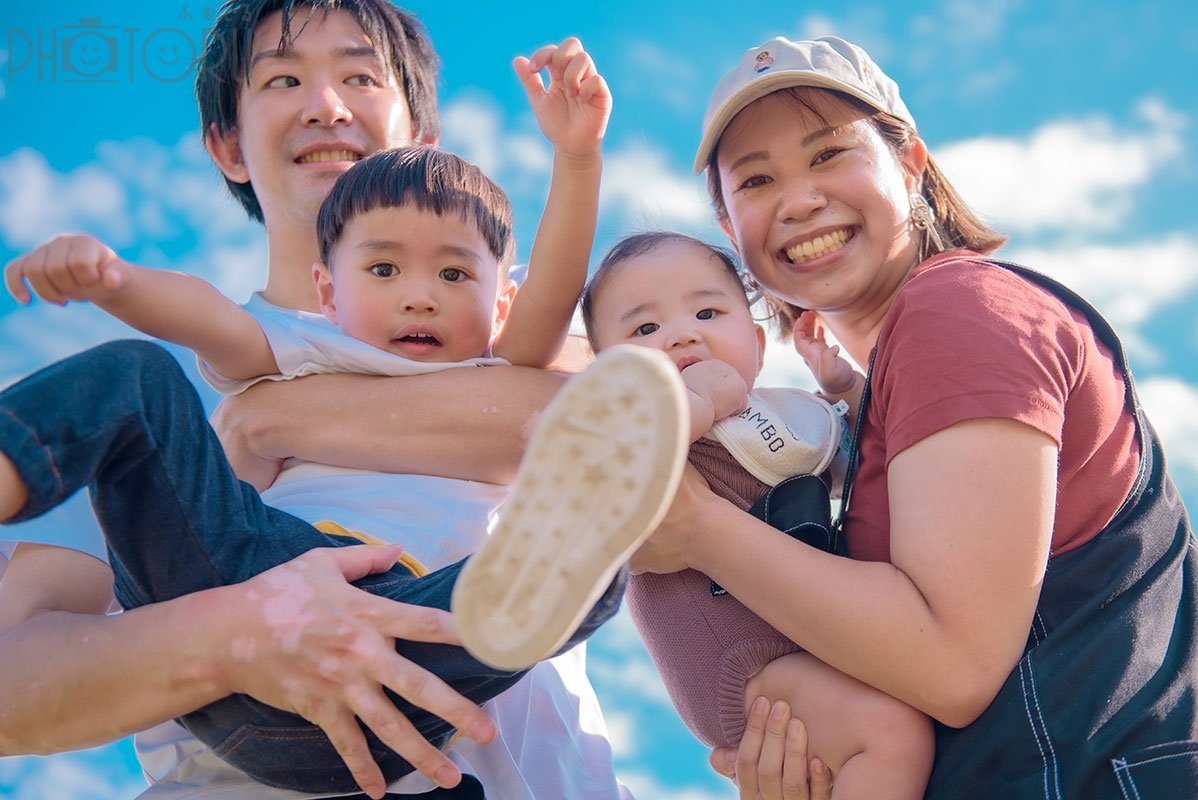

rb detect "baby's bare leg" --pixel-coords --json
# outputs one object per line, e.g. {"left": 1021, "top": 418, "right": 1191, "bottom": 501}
{"left": 744, "top": 652, "right": 933, "bottom": 799}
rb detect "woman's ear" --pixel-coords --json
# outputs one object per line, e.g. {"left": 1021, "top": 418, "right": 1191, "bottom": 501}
{"left": 205, "top": 123, "right": 251, "bottom": 185}
{"left": 313, "top": 262, "right": 338, "bottom": 324}
{"left": 901, "top": 136, "right": 930, "bottom": 194}
{"left": 718, "top": 216, "right": 739, "bottom": 253}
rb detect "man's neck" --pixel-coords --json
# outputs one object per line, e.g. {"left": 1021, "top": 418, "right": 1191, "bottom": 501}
{"left": 261, "top": 220, "right": 322, "bottom": 312}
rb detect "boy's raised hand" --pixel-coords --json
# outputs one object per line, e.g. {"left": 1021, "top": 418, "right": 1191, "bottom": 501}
{"left": 513, "top": 37, "right": 611, "bottom": 159}
{"left": 5, "top": 233, "right": 132, "bottom": 306}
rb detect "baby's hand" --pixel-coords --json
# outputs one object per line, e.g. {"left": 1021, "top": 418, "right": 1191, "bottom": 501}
{"left": 513, "top": 37, "right": 611, "bottom": 161}
{"left": 4, "top": 234, "right": 131, "bottom": 306}
{"left": 792, "top": 311, "right": 859, "bottom": 397}
{"left": 682, "top": 359, "right": 749, "bottom": 440}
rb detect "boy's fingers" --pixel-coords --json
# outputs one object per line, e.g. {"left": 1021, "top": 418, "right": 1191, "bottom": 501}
{"left": 579, "top": 73, "right": 611, "bottom": 109}
{"left": 372, "top": 600, "right": 460, "bottom": 645}
{"left": 561, "top": 51, "right": 595, "bottom": 94}
{"left": 525, "top": 43, "right": 558, "bottom": 73}
{"left": 4, "top": 258, "right": 31, "bottom": 304}
{"left": 512, "top": 55, "right": 546, "bottom": 103}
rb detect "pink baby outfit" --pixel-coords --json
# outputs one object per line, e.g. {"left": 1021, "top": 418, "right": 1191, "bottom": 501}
{"left": 625, "top": 437, "right": 803, "bottom": 748}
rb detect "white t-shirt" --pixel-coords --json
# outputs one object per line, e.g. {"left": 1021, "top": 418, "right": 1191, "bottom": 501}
{"left": 2, "top": 295, "right": 631, "bottom": 799}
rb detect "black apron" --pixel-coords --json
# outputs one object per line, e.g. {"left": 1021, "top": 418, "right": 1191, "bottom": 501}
{"left": 905, "top": 261, "right": 1198, "bottom": 798}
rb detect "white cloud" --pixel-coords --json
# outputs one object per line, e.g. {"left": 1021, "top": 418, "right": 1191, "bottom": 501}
{"left": 1139, "top": 377, "right": 1198, "bottom": 497}
{"left": 937, "top": 100, "right": 1187, "bottom": 234}
{"left": 618, "top": 769, "right": 734, "bottom": 800}
{"left": 0, "top": 746, "right": 146, "bottom": 800}
{"left": 1005, "top": 234, "right": 1198, "bottom": 366}
{"left": 601, "top": 143, "right": 711, "bottom": 231}
{"left": 0, "top": 135, "right": 264, "bottom": 387}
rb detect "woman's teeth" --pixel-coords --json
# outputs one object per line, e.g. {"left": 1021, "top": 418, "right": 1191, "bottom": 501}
{"left": 785, "top": 228, "right": 850, "bottom": 264}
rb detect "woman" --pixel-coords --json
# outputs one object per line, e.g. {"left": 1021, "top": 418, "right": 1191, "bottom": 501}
{"left": 632, "top": 35, "right": 1198, "bottom": 799}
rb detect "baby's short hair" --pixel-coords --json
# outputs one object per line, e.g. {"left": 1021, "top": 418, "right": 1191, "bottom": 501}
{"left": 581, "top": 231, "right": 748, "bottom": 351}
{"left": 316, "top": 145, "right": 514, "bottom": 269}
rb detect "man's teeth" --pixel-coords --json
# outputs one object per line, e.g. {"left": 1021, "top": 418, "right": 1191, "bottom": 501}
{"left": 298, "top": 149, "right": 359, "bottom": 164}
{"left": 785, "top": 229, "right": 850, "bottom": 264}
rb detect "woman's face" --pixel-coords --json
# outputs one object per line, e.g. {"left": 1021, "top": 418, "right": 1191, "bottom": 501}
{"left": 715, "top": 90, "right": 925, "bottom": 318}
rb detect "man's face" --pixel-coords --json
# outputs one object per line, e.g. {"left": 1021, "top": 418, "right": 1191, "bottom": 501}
{"left": 211, "top": 7, "right": 425, "bottom": 228}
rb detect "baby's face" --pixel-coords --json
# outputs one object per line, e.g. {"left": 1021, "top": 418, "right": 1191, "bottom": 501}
{"left": 590, "top": 240, "right": 764, "bottom": 388}
{"left": 315, "top": 205, "right": 507, "bottom": 362}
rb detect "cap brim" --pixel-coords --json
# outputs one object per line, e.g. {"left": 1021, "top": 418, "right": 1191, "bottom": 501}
{"left": 693, "top": 71, "right": 885, "bottom": 174}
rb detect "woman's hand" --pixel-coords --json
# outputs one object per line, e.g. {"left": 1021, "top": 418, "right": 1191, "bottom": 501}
{"left": 711, "top": 698, "right": 834, "bottom": 800}
{"left": 629, "top": 463, "right": 716, "bottom": 575}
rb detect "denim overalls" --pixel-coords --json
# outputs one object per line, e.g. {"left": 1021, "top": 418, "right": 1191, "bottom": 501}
{"left": 921, "top": 262, "right": 1198, "bottom": 798}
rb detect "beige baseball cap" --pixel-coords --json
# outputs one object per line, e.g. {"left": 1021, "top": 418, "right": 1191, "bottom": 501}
{"left": 694, "top": 35, "right": 914, "bottom": 173}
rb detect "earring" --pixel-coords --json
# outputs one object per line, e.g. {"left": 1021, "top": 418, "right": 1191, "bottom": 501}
{"left": 740, "top": 271, "right": 764, "bottom": 305}
{"left": 909, "top": 193, "right": 944, "bottom": 262}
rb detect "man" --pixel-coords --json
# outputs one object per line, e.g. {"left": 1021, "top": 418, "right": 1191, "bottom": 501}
{"left": 0, "top": 2, "right": 622, "bottom": 798}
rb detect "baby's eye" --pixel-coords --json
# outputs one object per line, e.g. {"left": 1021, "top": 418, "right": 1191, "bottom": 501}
{"left": 634, "top": 322, "right": 659, "bottom": 337}
{"left": 440, "top": 267, "right": 465, "bottom": 282}
{"left": 370, "top": 263, "right": 398, "bottom": 278}
{"left": 696, "top": 308, "right": 718, "bottom": 320}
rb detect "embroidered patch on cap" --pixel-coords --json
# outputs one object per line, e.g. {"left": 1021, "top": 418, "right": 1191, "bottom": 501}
{"left": 754, "top": 51, "right": 774, "bottom": 73}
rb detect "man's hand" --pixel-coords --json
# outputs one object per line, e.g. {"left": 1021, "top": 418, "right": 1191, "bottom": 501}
{"left": 210, "top": 388, "right": 286, "bottom": 491}
{"left": 4, "top": 234, "right": 132, "bottom": 306}
{"left": 211, "top": 545, "right": 497, "bottom": 799}
{"left": 513, "top": 37, "right": 611, "bottom": 162}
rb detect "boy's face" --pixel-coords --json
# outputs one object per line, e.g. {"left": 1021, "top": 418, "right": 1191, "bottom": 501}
{"left": 207, "top": 7, "right": 429, "bottom": 228}
{"left": 314, "top": 205, "right": 514, "bottom": 362}
{"left": 590, "top": 240, "right": 766, "bottom": 389}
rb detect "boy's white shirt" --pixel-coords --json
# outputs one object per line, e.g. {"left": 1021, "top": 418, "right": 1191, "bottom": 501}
{"left": 1, "top": 293, "right": 631, "bottom": 800}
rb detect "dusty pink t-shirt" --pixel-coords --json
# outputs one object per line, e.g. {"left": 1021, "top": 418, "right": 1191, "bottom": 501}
{"left": 843, "top": 252, "right": 1140, "bottom": 563}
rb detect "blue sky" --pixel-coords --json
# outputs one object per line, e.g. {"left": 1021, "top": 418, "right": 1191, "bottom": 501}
{"left": 1, "top": 1, "right": 1197, "bottom": 798}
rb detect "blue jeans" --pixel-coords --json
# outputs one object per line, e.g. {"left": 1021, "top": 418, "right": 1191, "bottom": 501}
{"left": 0, "top": 340, "right": 623, "bottom": 794}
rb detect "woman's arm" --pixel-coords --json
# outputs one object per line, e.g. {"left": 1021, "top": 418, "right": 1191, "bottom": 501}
{"left": 641, "top": 417, "right": 1056, "bottom": 727}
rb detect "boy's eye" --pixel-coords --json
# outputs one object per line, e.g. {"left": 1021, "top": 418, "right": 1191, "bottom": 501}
{"left": 696, "top": 308, "right": 718, "bottom": 320}
{"left": 440, "top": 267, "right": 465, "bottom": 282}
{"left": 634, "top": 322, "right": 659, "bottom": 337}
{"left": 370, "top": 263, "right": 398, "bottom": 278}
{"left": 264, "top": 75, "right": 298, "bottom": 89}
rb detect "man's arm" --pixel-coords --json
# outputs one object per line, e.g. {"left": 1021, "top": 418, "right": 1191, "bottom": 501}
{"left": 0, "top": 542, "right": 498, "bottom": 796}
{"left": 215, "top": 365, "right": 568, "bottom": 489}
{"left": 4, "top": 234, "right": 276, "bottom": 380}
{"left": 492, "top": 38, "right": 610, "bottom": 368}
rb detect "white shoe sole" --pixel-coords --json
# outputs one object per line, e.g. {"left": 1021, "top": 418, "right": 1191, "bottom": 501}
{"left": 452, "top": 345, "right": 689, "bottom": 670}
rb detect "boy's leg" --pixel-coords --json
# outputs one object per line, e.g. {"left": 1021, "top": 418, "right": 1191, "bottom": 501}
{"left": 0, "top": 340, "right": 347, "bottom": 605}
{"left": 453, "top": 344, "right": 690, "bottom": 670}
